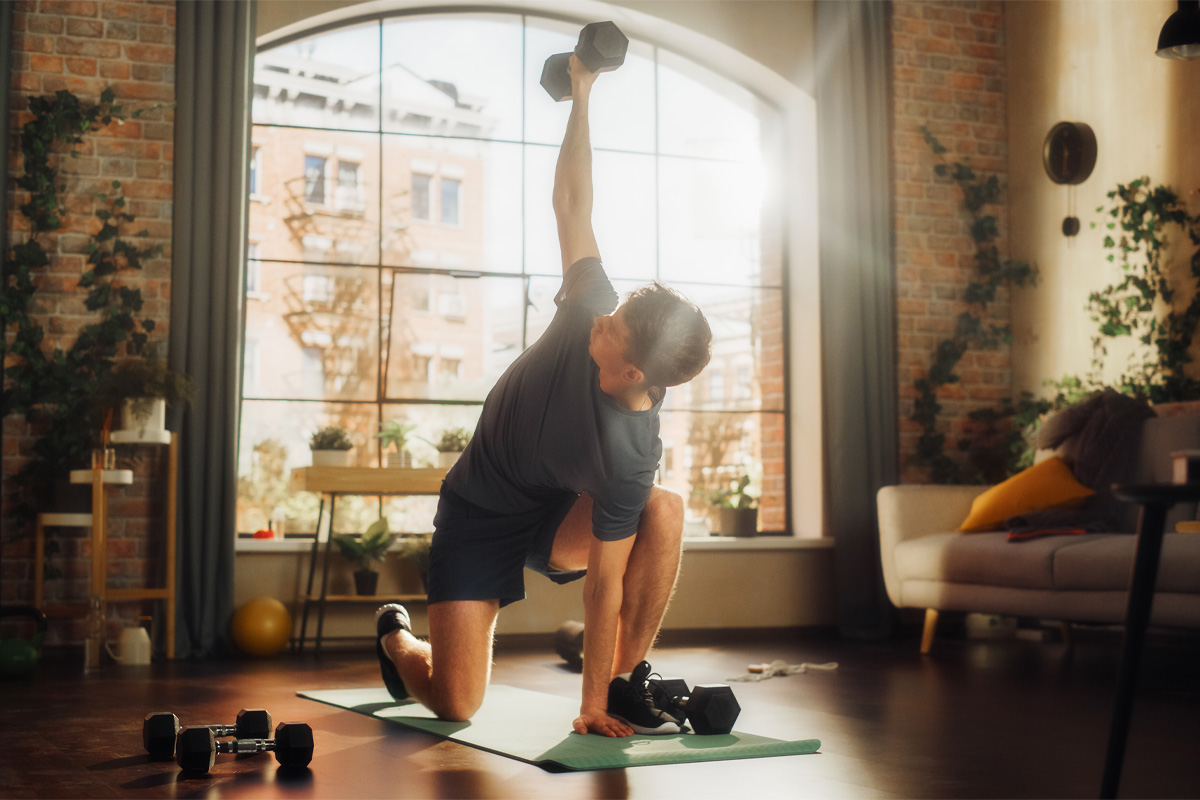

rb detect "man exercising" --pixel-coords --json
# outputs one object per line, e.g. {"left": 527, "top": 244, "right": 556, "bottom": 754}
{"left": 375, "top": 53, "right": 712, "bottom": 738}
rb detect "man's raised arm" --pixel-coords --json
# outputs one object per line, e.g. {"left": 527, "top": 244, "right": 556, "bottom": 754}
{"left": 552, "top": 54, "right": 601, "bottom": 276}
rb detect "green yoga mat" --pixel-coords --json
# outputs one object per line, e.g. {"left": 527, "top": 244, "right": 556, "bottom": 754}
{"left": 299, "top": 685, "right": 820, "bottom": 771}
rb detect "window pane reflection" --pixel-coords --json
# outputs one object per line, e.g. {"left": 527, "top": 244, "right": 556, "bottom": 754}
{"left": 383, "top": 273, "right": 525, "bottom": 401}
{"left": 248, "top": 127, "right": 380, "bottom": 265}
{"left": 253, "top": 22, "right": 381, "bottom": 132}
{"left": 659, "top": 156, "right": 765, "bottom": 286}
{"left": 382, "top": 136, "right": 522, "bottom": 273}
{"left": 243, "top": 263, "right": 379, "bottom": 401}
{"left": 237, "top": 401, "right": 379, "bottom": 534}
{"left": 657, "top": 49, "right": 761, "bottom": 162}
{"left": 658, "top": 410, "right": 783, "bottom": 535}
{"left": 382, "top": 14, "right": 523, "bottom": 141}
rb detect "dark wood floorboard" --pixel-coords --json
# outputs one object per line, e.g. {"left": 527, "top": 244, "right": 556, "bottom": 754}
{"left": 1, "top": 630, "right": 1198, "bottom": 799}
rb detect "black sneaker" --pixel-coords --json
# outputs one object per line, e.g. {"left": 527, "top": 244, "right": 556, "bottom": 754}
{"left": 374, "top": 604, "right": 411, "bottom": 701}
{"left": 607, "top": 660, "right": 684, "bottom": 735}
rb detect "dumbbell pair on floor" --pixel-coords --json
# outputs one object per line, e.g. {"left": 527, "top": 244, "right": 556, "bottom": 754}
{"left": 143, "top": 709, "right": 313, "bottom": 773}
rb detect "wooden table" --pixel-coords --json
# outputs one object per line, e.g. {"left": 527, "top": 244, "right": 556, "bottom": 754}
{"left": 289, "top": 466, "right": 445, "bottom": 653}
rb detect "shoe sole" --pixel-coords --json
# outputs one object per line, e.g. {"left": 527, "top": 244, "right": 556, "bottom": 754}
{"left": 375, "top": 604, "right": 411, "bottom": 701}
{"left": 610, "top": 713, "right": 682, "bottom": 736}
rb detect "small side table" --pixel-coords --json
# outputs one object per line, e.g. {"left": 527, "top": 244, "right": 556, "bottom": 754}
{"left": 289, "top": 466, "right": 446, "bottom": 654}
{"left": 1102, "top": 483, "right": 1200, "bottom": 798}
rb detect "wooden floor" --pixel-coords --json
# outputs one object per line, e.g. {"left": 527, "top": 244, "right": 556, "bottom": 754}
{"left": 2, "top": 626, "right": 1198, "bottom": 799}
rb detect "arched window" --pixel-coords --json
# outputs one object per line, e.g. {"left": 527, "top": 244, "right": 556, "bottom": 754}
{"left": 238, "top": 11, "right": 788, "bottom": 537}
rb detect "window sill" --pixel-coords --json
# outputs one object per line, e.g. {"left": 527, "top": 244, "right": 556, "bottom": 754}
{"left": 235, "top": 535, "right": 832, "bottom": 554}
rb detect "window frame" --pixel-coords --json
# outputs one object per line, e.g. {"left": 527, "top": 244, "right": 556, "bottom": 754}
{"left": 242, "top": 8, "right": 799, "bottom": 538}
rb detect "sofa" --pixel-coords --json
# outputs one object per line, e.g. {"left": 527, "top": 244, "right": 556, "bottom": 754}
{"left": 877, "top": 412, "right": 1200, "bottom": 653}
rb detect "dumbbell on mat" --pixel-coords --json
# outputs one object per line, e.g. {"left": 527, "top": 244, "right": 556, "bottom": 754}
{"left": 143, "top": 709, "right": 272, "bottom": 760}
{"left": 554, "top": 620, "right": 584, "bottom": 671}
{"left": 176, "top": 721, "right": 314, "bottom": 773}
{"left": 649, "top": 677, "right": 742, "bottom": 735}
{"left": 540, "top": 21, "right": 629, "bottom": 101}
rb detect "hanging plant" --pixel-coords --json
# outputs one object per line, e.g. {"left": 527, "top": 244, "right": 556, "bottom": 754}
{"left": 1, "top": 88, "right": 166, "bottom": 526}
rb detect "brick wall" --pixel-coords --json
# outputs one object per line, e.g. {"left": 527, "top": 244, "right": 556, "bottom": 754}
{"left": 891, "top": 0, "right": 1011, "bottom": 483}
{"left": 3, "top": 0, "right": 175, "bottom": 643}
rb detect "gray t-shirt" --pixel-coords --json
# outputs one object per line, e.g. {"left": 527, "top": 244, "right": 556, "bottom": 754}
{"left": 444, "top": 258, "right": 662, "bottom": 541}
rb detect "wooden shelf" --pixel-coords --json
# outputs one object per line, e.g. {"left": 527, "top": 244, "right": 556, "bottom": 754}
{"left": 289, "top": 466, "right": 445, "bottom": 495}
{"left": 307, "top": 594, "right": 428, "bottom": 603}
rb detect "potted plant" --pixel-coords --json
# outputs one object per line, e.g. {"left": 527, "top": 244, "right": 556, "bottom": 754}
{"left": 398, "top": 533, "right": 433, "bottom": 591}
{"left": 309, "top": 426, "right": 353, "bottom": 467}
{"left": 426, "top": 427, "right": 471, "bottom": 469}
{"left": 331, "top": 518, "right": 395, "bottom": 596}
{"left": 709, "top": 475, "right": 759, "bottom": 537}
{"left": 376, "top": 419, "right": 417, "bottom": 468}
{"left": 96, "top": 356, "right": 195, "bottom": 439}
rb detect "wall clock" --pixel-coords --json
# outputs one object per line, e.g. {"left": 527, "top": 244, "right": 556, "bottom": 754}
{"left": 1043, "top": 121, "right": 1097, "bottom": 236}
{"left": 1042, "top": 121, "right": 1097, "bottom": 185}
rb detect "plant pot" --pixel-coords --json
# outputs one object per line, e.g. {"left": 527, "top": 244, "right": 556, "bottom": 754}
{"left": 437, "top": 451, "right": 461, "bottom": 469}
{"left": 386, "top": 451, "right": 413, "bottom": 468}
{"left": 311, "top": 449, "right": 352, "bottom": 467}
{"left": 352, "top": 569, "right": 379, "bottom": 596}
{"left": 119, "top": 397, "right": 166, "bottom": 438}
{"left": 713, "top": 507, "right": 758, "bottom": 537}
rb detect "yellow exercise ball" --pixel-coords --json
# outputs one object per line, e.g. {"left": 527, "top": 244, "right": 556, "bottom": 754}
{"left": 231, "top": 596, "right": 292, "bottom": 657}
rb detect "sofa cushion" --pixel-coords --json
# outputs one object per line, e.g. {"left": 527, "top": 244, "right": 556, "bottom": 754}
{"left": 894, "top": 532, "right": 1100, "bottom": 590}
{"left": 1053, "top": 532, "right": 1200, "bottom": 593}
{"left": 959, "top": 456, "right": 1093, "bottom": 532}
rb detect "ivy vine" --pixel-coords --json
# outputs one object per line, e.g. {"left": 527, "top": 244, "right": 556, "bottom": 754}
{"left": 1051, "top": 178, "right": 1200, "bottom": 402}
{"left": 1, "top": 87, "right": 163, "bottom": 527}
{"left": 910, "top": 127, "right": 1040, "bottom": 483}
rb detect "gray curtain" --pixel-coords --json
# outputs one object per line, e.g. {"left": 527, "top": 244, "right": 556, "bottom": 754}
{"left": 815, "top": 0, "right": 899, "bottom": 638}
{"left": 170, "top": 0, "right": 255, "bottom": 657}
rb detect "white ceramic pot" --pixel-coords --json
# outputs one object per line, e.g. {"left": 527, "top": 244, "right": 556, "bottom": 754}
{"left": 387, "top": 451, "right": 413, "bottom": 468}
{"left": 311, "top": 449, "right": 352, "bottom": 467}
{"left": 438, "top": 451, "right": 461, "bottom": 469}
{"left": 120, "top": 397, "right": 166, "bottom": 438}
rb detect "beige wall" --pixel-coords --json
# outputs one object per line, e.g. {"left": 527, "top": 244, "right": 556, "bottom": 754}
{"left": 235, "top": 544, "right": 836, "bottom": 641}
{"left": 1008, "top": 0, "right": 1200, "bottom": 394}
{"left": 256, "top": 1, "right": 814, "bottom": 92}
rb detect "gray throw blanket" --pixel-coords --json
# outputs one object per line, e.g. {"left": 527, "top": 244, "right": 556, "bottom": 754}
{"left": 1006, "top": 389, "right": 1154, "bottom": 535}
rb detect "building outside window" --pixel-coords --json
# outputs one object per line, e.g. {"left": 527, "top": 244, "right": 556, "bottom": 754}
{"left": 304, "top": 154, "right": 327, "bottom": 204}
{"left": 412, "top": 173, "right": 432, "bottom": 221}
{"left": 240, "top": 12, "right": 787, "bottom": 538}
{"left": 249, "top": 145, "right": 262, "bottom": 195}
{"left": 441, "top": 177, "right": 461, "bottom": 226}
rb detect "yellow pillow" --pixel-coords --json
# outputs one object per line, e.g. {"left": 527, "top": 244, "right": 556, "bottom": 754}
{"left": 959, "top": 456, "right": 1094, "bottom": 532}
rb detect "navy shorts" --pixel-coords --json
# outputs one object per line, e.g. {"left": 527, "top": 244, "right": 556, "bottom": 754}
{"left": 426, "top": 484, "right": 587, "bottom": 608}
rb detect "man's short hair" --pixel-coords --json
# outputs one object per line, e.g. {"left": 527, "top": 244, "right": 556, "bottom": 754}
{"left": 621, "top": 282, "right": 712, "bottom": 388}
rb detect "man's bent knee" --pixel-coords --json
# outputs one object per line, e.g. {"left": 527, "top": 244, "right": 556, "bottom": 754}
{"left": 645, "top": 486, "right": 685, "bottom": 534}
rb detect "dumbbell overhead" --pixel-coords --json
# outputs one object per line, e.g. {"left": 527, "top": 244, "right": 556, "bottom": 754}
{"left": 143, "top": 709, "right": 273, "bottom": 760}
{"left": 649, "top": 677, "right": 742, "bottom": 735}
{"left": 540, "top": 21, "right": 629, "bottom": 101}
{"left": 175, "top": 721, "right": 314, "bottom": 774}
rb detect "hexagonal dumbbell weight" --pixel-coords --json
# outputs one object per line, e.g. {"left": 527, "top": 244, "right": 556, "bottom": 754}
{"left": 540, "top": 20, "right": 629, "bottom": 101}
{"left": 649, "top": 677, "right": 741, "bottom": 735}
{"left": 554, "top": 620, "right": 584, "bottom": 671}
{"left": 143, "top": 709, "right": 272, "bottom": 760}
{"left": 176, "top": 721, "right": 314, "bottom": 774}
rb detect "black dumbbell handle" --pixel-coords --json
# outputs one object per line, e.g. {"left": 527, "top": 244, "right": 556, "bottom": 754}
{"left": 214, "top": 737, "right": 277, "bottom": 755}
